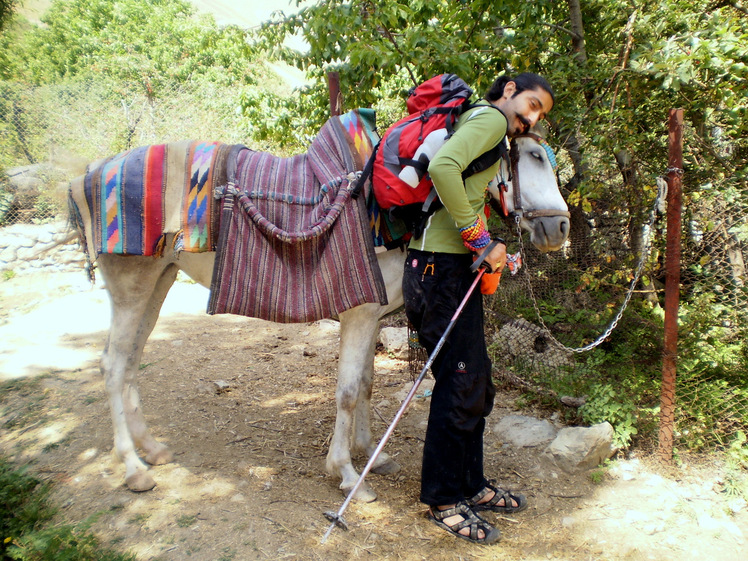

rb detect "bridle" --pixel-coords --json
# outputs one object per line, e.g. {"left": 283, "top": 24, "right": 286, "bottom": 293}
{"left": 495, "top": 132, "right": 571, "bottom": 222}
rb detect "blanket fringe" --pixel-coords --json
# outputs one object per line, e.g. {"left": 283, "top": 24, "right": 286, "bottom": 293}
{"left": 153, "top": 234, "right": 167, "bottom": 258}
{"left": 173, "top": 230, "right": 184, "bottom": 255}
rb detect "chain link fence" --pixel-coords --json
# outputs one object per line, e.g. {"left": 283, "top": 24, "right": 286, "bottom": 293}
{"left": 2, "top": 78, "right": 747, "bottom": 459}
{"left": 486, "top": 149, "right": 748, "bottom": 455}
{"left": 0, "top": 78, "right": 252, "bottom": 226}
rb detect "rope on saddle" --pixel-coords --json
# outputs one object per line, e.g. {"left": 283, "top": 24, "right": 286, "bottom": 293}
{"left": 216, "top": 170, "right": 363, "bottom": 244}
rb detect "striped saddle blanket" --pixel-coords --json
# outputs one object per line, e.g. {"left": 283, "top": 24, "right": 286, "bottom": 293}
{"left": 69, "top": 109, "right": 388, "bottom": 323}
{"left": 69, "top": 140, "right": 232, "bottom": 259}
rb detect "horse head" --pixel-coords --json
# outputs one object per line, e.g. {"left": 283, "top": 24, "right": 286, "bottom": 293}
{"left": 488, "top": 132, "right": 570, "bottom": 252}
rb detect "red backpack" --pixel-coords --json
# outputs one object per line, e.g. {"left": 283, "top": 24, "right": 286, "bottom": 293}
{"left": 369, "top": 74, "right": 506, "bottom": 237}
{"left": 372, "top": 74, "right": 473, "bottom": 209}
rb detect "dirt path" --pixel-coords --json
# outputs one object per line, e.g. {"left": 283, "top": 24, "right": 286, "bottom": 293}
{"left": 1, "top": 271, "right": 746, "bottom": 561}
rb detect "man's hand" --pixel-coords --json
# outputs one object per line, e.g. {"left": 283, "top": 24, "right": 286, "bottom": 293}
{"left": 471, "top": 239, "right": 507, "bottom": 273}
{"left": 483, "top": 241, "right": 507, "bottom": 273}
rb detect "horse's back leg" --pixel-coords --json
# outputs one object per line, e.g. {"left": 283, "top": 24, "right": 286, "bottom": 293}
{"left": 98, "top": 254, "right": 178, "bottom": 491}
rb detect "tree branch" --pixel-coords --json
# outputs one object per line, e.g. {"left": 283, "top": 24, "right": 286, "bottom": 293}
{"left": 376, "top": 24, "right": 417, "bottom": 86}
{"left": 464, "top": 5, "right": 489, "bottom": 45}
{"left": 709, "top": 0, "right": 748, "bottom": 15}
{"left": 539, "top": 21, "right": 582, "bottom": 41}
{"left": 610, "top": 8, "right": 639, "bottom": 114}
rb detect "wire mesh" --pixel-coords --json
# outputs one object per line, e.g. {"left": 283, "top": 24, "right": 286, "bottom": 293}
{"left": 486, "top": 168, "right": 748, "bottom": 451}
{"left": 0, "top": 78, "right": 253, "bottom": 225}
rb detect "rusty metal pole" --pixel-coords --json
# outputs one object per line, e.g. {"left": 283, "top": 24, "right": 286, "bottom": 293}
{"left": 658, "top": 108, "right": 684, "bottom": 461}
{"left": 327, "top": 71, "right": 342, "bottom": 116}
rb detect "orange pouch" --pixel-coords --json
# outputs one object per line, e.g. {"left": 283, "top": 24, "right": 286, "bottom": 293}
{"left": 481, "top": 271, "right": 502, "bottom": 295}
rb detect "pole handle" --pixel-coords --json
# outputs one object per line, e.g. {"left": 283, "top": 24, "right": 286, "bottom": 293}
{"left": 470, "top": 238, "right": 504, "bottom": 272}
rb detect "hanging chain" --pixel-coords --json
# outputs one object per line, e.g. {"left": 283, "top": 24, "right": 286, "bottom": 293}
{"left": 515, "top": 179, "right": 667, "bottom": 354}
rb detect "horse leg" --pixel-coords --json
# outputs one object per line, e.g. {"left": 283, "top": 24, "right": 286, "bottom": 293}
{"left": 98, "top": 255, "right": 178, "bottom": 491}
{"left": 124, "top": 263, "right": 179, "bottom": 466}
{"left": 349, "top": 309, "right": 400, "bottom": 477}
{"left": 328, "top": 303, "right": 400, "bottom": 501}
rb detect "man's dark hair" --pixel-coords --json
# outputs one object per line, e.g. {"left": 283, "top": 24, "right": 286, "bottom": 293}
{"left": 486, "top": 72, "right": 555, "bottom": 105}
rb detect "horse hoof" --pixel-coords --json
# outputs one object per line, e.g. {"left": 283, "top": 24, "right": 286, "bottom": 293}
{"left": 341, "top": 481, "right": 377, "bottom": 503}
{"left": 145, "top": 448, "right": 173, "bottom": 466}
{"left": 371, "top": 458, "right": 401, "bottom": 476}
{"left": 125, "top": 471, "right": 156, "bottom": 492}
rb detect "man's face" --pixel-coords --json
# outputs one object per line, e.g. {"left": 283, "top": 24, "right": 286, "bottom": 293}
{"left": 495, "top": 82, "right": 554, "bottom": 137}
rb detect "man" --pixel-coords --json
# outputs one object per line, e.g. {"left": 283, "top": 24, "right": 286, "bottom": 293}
{"left": 403, "top": 73, "right": 554, "bottom": 544}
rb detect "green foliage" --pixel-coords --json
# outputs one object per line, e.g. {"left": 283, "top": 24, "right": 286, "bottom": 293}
{"left": 721, "top": 431, "right": 748, "bottom": 500}
{"left": 0, "top": 459, "right": 56, "bottom": 557}
{"left": 579, "top": 383, "right": 641, "bottom": 448}
{"left": 7, "top": 524, "right": 136, "bottom": 561}
{"left": 0, "top": 0, "right": 16, "bottom": 32}
{"left": 254, "top": 0, "right": 747, "bottom": 221}
{"left": 0, "top": 0, "right": 295, "bottom": 160}
{"left": 727, "top": 431, "right": 748, "bottom": 470}
{"left": 0, "top": 457, "right": 134, "bottom": 561}
{"left": 175, "top": 514, "right": 197, "bottom": 528}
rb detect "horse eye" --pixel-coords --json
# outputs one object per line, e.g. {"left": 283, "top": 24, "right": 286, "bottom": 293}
{"left": 531, "top": 150, "right": 544, "bottom": 161}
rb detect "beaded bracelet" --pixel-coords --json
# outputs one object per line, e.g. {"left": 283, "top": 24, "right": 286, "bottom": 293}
{"left": 459, "top": 216, "right": 491, "bottom": 251}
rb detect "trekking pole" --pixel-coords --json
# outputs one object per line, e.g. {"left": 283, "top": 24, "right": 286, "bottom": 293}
{"left": 321, "top": 242, "right": 500, "bottom": 544}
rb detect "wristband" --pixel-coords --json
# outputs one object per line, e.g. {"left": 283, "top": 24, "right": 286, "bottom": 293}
{"left": 459, "top": 217, "right": 491, "bottom": 252}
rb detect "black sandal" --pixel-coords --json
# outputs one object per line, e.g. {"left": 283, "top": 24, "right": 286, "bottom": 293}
{"left": 428, "top": 501, "right": 501, "bottom": 545}
{"left": 466, "top": 481, "right": 528, "bottom": 514}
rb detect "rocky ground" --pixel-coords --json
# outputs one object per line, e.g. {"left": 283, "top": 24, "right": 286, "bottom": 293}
{"left": 1, "top": 270, "right": 747, "bottom": 561}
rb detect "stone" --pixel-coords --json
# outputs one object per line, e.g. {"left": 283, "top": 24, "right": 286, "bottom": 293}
{"left": 213, "top": 380, "right": 231, "bottom": 393}
{"left": 493, "top": 414, "right": 558, "bottom": 448}
{"left": 0, "top": 245, "right": 18, "bottom": 261}
{"left": 379, "top": 326, "right": 409, "bottom": 359}
{"left": 393, "top": 378, "right": 434, "bottom": 402}
{"left": 16, "top": 247, "right": 37, "bottom": 260}
{"left": 542, "top": 422, "right": 616, "bottom": 473}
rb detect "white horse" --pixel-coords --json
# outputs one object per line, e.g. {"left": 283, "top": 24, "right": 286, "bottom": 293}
{"left": 67, "top": 132, "right": 569, "bottom": 502}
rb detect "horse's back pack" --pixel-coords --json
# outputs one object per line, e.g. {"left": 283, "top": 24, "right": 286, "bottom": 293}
{"left": 370, "top": 73, "right": 506, "bottom": 237}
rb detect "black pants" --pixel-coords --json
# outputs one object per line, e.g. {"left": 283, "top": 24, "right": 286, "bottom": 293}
{"left": 403, "top": 249, "right": 496, "bottom": 506}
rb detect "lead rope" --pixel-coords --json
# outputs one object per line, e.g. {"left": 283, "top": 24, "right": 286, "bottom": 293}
{"left": 515, "top": 177, "right": 667, "bottom": 354}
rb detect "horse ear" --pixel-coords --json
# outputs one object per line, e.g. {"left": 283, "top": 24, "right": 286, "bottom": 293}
{"left": 530, "top": 121, "right": 549, "bottom": 139}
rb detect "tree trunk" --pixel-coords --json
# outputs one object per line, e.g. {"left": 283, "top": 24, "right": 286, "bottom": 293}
{"left": 567, "top": 0, "right": 588, "bottom": 63}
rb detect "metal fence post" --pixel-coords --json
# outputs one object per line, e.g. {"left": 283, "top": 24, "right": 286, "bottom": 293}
{"left": 658, "top": 108, "right": 684, "bottom": 461}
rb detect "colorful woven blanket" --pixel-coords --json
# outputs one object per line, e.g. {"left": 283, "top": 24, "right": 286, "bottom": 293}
{"left": 69, "top": 140, "right": 236, "bottom": 260}
{"left": 68, "top": 109, "right": 388, "bottom": 323}
{"left": 207, "top": 109, "right": 388, "bottom": 323}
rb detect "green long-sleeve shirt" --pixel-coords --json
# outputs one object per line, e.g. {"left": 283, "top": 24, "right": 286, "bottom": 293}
{"left": 409, "top": 100, "right": 507, "bottom": 254}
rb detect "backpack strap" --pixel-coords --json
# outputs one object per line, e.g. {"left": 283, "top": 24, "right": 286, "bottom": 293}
{"left": 411, "top": 104, "right": 508, "bottom": 239}
{"left": 352, "top": 141, "right": 379, "bottom": 199}
{"left": 460, "top": 102, "right": 508, "bottom": 180}
{"left": 462, "top": 140, "right": 507, "bottom": 180}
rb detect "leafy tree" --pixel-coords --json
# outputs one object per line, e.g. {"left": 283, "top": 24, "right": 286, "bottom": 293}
{"left": 8, "top": 0, "right": 267, "bottom": 95}
{"left": 255, "top": 0, "right": 748, "bottom": 448}
{"left": 0, "top": 0, "right": 294, "bottom": 157}
{"left": 0, "top": 0, "right": 16, "bottom": 32}
{"left": 255, "top": 0, "right": 747, "bottom": 286}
